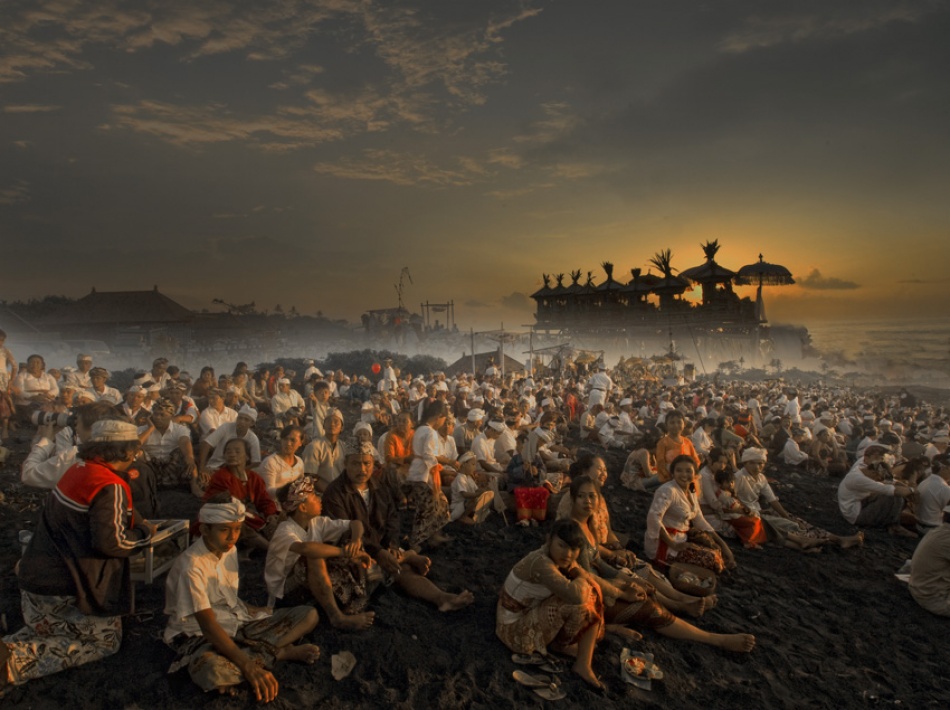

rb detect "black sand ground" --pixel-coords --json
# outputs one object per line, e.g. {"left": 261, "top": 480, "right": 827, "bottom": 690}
{"left": 2, "top": 418, "right": 947, "bottom": 709}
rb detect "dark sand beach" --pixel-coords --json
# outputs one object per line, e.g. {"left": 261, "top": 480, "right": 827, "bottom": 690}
{"left": 1, "top": 399, "right": 946, "bottom": 709}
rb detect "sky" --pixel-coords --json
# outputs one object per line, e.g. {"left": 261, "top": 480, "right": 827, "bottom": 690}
{"left": 2, "top": 0, "right": 949, "bottom": 331}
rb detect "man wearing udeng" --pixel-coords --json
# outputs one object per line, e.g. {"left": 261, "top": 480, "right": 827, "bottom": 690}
{"left": 1, "top": 420, "right": 154, "bottom": 689}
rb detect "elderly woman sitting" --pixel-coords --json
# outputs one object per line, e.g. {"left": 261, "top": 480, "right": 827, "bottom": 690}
{"left": 203, "top": 439, "right": 279, "bottom": 551}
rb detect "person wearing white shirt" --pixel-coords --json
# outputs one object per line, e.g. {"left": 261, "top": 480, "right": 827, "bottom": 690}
{"left": 163, "top": 496, "right": 319, "bottom": 699}
{"left": 470, "top": 423, "right": 504, "bottom": 474}
{"left": 300, "top": 409, "right": 346, "bottom": 492}
{"left": 691, "top": 418, "right": 716, "bottom": 459}
{"left": 89, "top": 367, "right": 122, "bottom": 405}
{"left": 781, "top": 430, "right": 811, "bottom": 467}
{"left": 137, "top": 399, "right": 197, "bottom": 500}
{"left": 258, "top": 426, "right": 305, "bottom": 500}
{"left": 199, "top": 406, "right": 261, "bottom": 474}
{"left": 449, "top": 452, "right": 494, "bottom": 523}
{"left": 271, "top": 378, "right": 305, "bottom": 427}
{"left": 915, "top": 458, "right": 950, "bottom": 532}
{"left": 586, "top": 365, "right": 612, "bottom": 407}
{"left": 65, "top": 354, "right": 94, "bottom": 390}
{"left": 837, "top": 443, "right": 915, "bottom": 535}
{"left": 197, "top": 389, "right": 237, "bottom": 440}
{"left": 12, "top": 354, "right": 59, "bottom": 408}
{"left": 263, "top": 477, "right": 374, "bottom": 630}
{"left": 20, "top": 400, "right": 114, "bottom": 489}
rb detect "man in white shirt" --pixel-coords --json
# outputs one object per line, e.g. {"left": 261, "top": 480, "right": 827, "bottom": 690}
{"left": 85, "top": 367, "right": 120, "bottom": 405}
{"left": 264, "top": 477, "right": 374, "bottom": 631}
{"left": 198, "top": 388, "right": 237, "bottom": 440}
{"left": 137, "top": 398, "right": 197, "bottom": 501}
{"left": 20, "top": 400, "right": 115, "bottom": 489}
{"left": 163, "top": 496, "right": 319, "bottom": 700}
{"left": 198, "top": 405, "right": 261, "bottom": 476}
{"left": 471, "top": 421, "right": 505, "bottom": 474}
{"left": 586, "top": 363, "right": 612, "bottom": 407}
{"left": 837, "top": 443, "right": 915, "bottom": 536}
{"left": 271, "top": 378, "right": 305, "bottom": 427}
{"left": 301, "top": 409, "right": 346, "bottom": 492}
{"left": 65, "top": 354, "right": 94, "bottom": 390}
{"left": 916, "top": 456, "right": 950, "bottom": 532}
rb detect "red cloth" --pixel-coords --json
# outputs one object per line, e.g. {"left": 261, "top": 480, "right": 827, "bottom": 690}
{"left": 653, "top": 526, "right": 688, "bottom": 569}
{"left": 514, "top": 486, "right": 550, "bottom": 518}
{"left": 57, "top": 459, "right": 134, "bottom": 524}
{"left": 204, "top": 467, "right": 277, "bottom": 530}
{"left": 728, "top": 515, "right": 768, "bottom": 545}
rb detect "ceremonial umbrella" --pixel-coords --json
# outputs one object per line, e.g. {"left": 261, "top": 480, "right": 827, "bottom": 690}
{"left": 735, "top": 254, "right": 795, "bottom": 322}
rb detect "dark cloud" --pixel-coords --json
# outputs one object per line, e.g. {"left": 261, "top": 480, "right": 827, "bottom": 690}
{"left": 796, "top": 269, "right": 860, "bottom": 290}
{"left": 500, "top": 291, "right": 532, "bottom": 309}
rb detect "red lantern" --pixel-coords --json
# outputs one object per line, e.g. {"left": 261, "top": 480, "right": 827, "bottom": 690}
{"left": 371, "top": 363, "right": 381, "bottom": 374}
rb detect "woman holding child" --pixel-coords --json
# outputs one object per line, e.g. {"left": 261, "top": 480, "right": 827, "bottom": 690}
{"left": 645, "top": 455, "right": 737, "bottom": 574}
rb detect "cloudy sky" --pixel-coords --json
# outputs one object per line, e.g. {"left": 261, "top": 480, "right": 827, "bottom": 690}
{"left": 2, "top": 0, "right": 948, "bottom": 330}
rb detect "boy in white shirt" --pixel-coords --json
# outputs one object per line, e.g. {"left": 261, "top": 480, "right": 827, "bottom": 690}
{"left": 264, "top": 477, "right": 375, "bottom": 631}
{"left": 448, "top": 452, "right": 494, "bottom": 524}
{"left": 163, "top": 495, "right": 319, "bottom": 701}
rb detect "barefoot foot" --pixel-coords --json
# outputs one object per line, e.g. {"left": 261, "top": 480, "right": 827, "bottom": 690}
{"left": 717, "top": 633, "right": 756, "bottom": 653}
{"left": 439, "top": 589, "right": 474, "bottom": 612}
{"left": 606, "top": 624, "right": 643, "bottom": 642}
{"left": 840, "top": 531, "right": 864, "bottom": 549}
{"left": 277, "top": 643, "right": 321, "bottom": 664}
{"left": 572, "top": 662, "right": 606, "bottom": 691}
{"left": 330, "top": 611, "right": 375, "bottom": 631}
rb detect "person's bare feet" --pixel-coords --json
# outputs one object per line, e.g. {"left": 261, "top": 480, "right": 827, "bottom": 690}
{"left": 716, "top": 633, "right": 756, "bottom": 653}
{"left": 277, "top": 643, "right": 321, "bottom": 664}
{"left": 839, "top": 531, "right": 864, "bottom": 549}
{"left": 606, "top": 624, "right": 643, "bottom": 642}
{"left": 572, "top": 662, "right": 606, "bottom": 691}
{"left": 439, "top": 589, "right": 475, "bottom": 612}
{"left": 681, "top": 597, "right": 707, "bottom": 618}
{"left": 704, "top": 594, "right": 718, "bottom": 610}
{"left": 404, "top": 551, "right": 431, "bottom": 576}
{"left": 330, "top": 611, "right": 375, "bottom": 631}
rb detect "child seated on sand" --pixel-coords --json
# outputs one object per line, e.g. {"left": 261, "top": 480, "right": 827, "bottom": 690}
{"left": 449, "top": 452, "right": 495, "bottom": 524}
{"left": 163, "top": 495, "right": 320, "bottom": 702}
{"left": 264, "top": 476, "right": 376, "bottom": 631}
{"left": 712, "top": 467, "right": 768, "bottom": 549}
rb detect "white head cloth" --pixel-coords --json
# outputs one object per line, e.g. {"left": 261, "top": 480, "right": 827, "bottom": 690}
{"left": 199, "top": 497, "right": 247, "bottom": 524}
{"left": 741, "top": 447, "right": 768, "bottom": 463}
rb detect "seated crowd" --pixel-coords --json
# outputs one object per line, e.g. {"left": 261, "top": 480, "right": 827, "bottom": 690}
{"left": 1, "top": 348, "right": 948, "bottom": 698}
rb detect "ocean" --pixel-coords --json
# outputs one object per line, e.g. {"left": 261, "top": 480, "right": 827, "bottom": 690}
{"left": 787, "top": 318, "right": 950, "bottom": 385}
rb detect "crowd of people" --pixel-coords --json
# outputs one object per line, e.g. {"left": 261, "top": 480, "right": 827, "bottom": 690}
{"left": 1, "top": 339, "right": 948, "bottom": 699}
